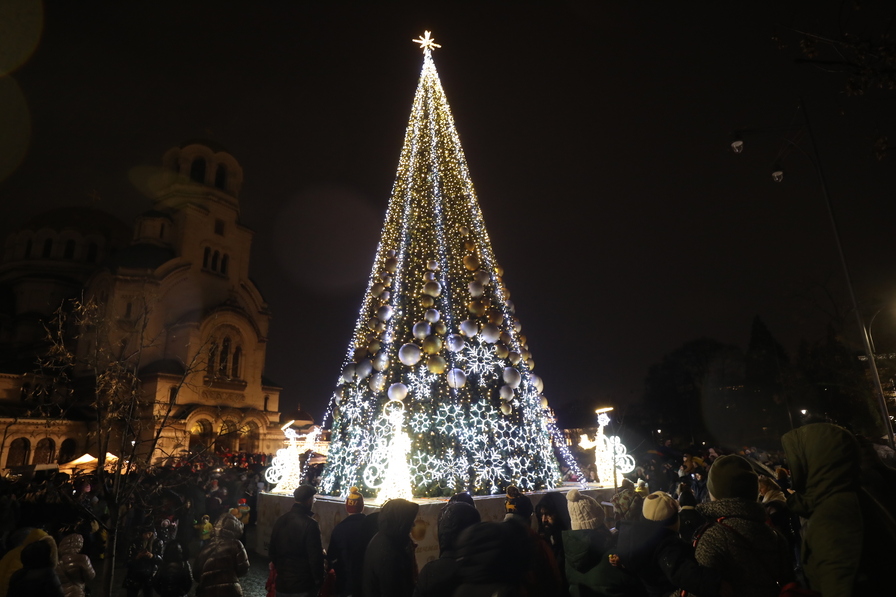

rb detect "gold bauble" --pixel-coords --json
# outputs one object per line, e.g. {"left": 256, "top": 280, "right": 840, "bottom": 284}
{"left": 467, "top": 299, "right": 487, "bottom": 317}
{"left": 432, "top": 321, "right": 447, "bottom": 335}
{"left": 367, "top": 340, "right": 382, "bottom": 355}
{"left": 496, "top": 266, "right": 504, "bottom": 276}
{"left": 384, "top": 257, "right": 398, "bottom": 272}
{"left": 508, "top": 351, "right": 521, "bottom": 365}
{"left": 519, "top": 334, "right": 527, "bottom": 347}
{"left": 371, "top": 283, "right": 385, "bottom": 297}
{"left": 427, "top": 355, "right": 447, "bottom": 374}
{"left": 422, "top": 335, "right": 443, "bottom": 355}
{"left": 495, "top": 344, "right": 509, "bottom": 359}
{"left": 352, "top": 348, "right": 366, "bottom": 363}
{"left": 420, "top": 295, "right": 435, "bottom": 308}
{"left": 527, "top": 358, "right": 535, "bottom": 370}
{"left": 500, "top": 403, "right": 512, "bottom": 415}
{"left": 463, "top": 239, "right": 475, "bottom": 250}
{"left": 520, "top": 348, "right": 531, "bottom": 361}
{"left": 500, "top": 332, "right": 513, "bottom": 345}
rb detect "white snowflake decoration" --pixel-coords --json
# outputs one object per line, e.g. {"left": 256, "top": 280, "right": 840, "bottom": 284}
{"left": 407, "top": 366, "right": 437, "bottom": 400}
{"left": 456, "top": 340, "right": 501, "bottom": 386}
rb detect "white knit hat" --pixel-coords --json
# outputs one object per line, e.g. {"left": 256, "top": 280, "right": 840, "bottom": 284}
{"left": 566, "top": 489, "right": 605, "bottom": 530}
{"left": 642, "top": 491, "right": 680, "bottom": 526}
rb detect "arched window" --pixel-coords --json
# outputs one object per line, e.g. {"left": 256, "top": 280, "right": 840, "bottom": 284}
{"left": 218, "top": 420, "right": 238, "bottom": 453}
{"left": 58, "top": 438, "right": 77, "bottom": 464}
{"left": 64, "top": 240, "right": 76, "bottom": 259}
{"left": 169, "top": 386, "right": 178, "bottom": 404}
{"left": 87, "top": 243, "right": 98, "bottom": 263}
{"left": 221, "top": 254, "right": 229, "bottom": 275}
{"left": 207, "top": 344, "right": 218, "bottom": 375}
{"left": 190, "top": 158, "right": 206, "bottom": 184}
{"left": 231, "top": 347, "right": 241, "bottom": 378}
{"left": 33, "top": 438, "right": 55, "bottom": 465}
{"left": 6, "top": 438, "right": 30, "bottom": 467}
{"left": 203, "top": 247, "right": 210, "bottom": 269}
{"left": 211, "top": 251, "right": 219, "bottom": 271}
{"left": 215, "top": 164, "right": 228, "bottom": 190}
{"left": 239, "top": 421, "right": 259, "bottom": 453}
{"left": 24, "top": 239, "right": 32, "bottom": 258}
{"left": 189, "top": 419, "right": 214, "bottom": 451}
{"left": 219, "top": 337, "right": 231, "bottom": 376}
{"left": 42, "top": 238, "right": 53, "bottom": 258}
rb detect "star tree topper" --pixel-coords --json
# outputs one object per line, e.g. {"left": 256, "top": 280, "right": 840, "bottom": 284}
{"left": 413, "top": 30, "right": 441, "bottom": 52}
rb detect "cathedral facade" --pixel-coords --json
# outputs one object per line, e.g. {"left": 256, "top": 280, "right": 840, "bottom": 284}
{"left": 0, "top": 141, "right": 299, "bottom": 471}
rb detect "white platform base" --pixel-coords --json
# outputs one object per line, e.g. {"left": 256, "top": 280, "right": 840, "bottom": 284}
{"left": 256, "top": 483, "right": 615, "bottom": 571}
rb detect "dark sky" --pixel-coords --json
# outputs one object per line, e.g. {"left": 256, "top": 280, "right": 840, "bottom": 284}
{"left": 2, "top": 1, "right": 895, "bottom": 426}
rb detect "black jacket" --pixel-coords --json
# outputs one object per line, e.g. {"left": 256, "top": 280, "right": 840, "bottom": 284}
{"left": 616, "top": 520, "right": 721, "bottom": 597}
{"left": 327, "top": 513, "right": 366, "bottom": 597}
{"left": 362, "top": 498, "right": 419, "bottom": 597}
{"left": 269, "top": 502, "right": 325, "bottom": 594}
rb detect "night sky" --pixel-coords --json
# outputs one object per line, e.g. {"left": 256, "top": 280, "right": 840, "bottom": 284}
{"left": 2, "top": 1, "right": 895, "bottom": 427}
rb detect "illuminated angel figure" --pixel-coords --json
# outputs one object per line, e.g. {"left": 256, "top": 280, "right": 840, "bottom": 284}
{"left": 578, "top": 412, "right": 635, "bottom": 486}
{"left": 266, "top": 423, "right": 306, "bottom": 494}
{"left": 363, "top": 400, "right": 414, "bottom": 501}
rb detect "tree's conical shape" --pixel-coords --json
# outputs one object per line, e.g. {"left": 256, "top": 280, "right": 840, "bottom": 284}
{"left": 321, "top": 42, "right": 565, "bottom": 499}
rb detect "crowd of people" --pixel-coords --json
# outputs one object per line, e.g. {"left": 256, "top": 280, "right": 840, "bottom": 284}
{"left": 1, "top": 425, "right": 894, "bottom": 597}
{"left": 268, "top": 422, "right": 894, "bottom": 597}
{"left": 0, "top": 451, "right": 271, "bottom": 597}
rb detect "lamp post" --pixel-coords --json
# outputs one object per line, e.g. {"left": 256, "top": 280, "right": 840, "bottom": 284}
{"left": 732, "top": 99, "right": 895, "bottom": 450}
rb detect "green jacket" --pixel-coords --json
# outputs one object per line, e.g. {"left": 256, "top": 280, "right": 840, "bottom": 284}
{"left": 781, "top": 423, "right": 862, "bottom": 596}
{"left": 562, "top": 529, "right": 646, "bottom": 597}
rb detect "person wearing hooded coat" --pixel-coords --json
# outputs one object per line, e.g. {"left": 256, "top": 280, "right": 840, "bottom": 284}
{"left": 152, "top": 541, "right": 192, "bottom": 597}
{"left": 7, "top": 537, "right": 63, "bottom": 597}
{"left": 0, "top": 527, "right": 50, "bottom": 597}
{"left": 55, "top": 534, "right": 95, "bottom": 597}
{"left": 362, "top": 498, "right": 419, "bottom": 597}
{"left": 451, "top": 521, "right": 529, "bottom": 597}
{"left": 535, "top": 491, "right": 569, "bottom": 583}
{"left": 414, "top": 501, "right": 480, "bottom": 597}
{"left": 781, "top": 422, "right": 892, "bottom": 595}
{"left": 694, "top": 455, "right": 793, "bottom": 597}
{"left": 193, "top": 513, "right": 250, "bottom": 597}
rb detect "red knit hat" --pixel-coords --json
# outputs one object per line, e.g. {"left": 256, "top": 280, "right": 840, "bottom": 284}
{"left": 345, "top": 486, "right": 364, "bottom": 514}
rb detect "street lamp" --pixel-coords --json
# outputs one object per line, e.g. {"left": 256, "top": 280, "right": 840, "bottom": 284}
{"left": 732, "top": 99, "right": 895, "bottom": 449}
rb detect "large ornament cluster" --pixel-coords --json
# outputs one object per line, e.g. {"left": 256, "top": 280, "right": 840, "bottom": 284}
{"left": 320, "top": 36, "right": 563, "bottom": 499}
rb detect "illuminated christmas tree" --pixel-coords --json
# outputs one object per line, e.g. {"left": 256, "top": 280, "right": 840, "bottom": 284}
{"left": 321, "top": 32, "right": 577, "bottom": 499}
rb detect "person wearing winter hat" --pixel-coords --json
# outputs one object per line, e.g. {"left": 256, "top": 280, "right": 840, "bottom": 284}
{"left": 677, "top": 488, "right": 705, "bottom": 544}
{"left": 566, "top": 489, "right": 605, "bottom": 531}
{"left": 694, "top": 455, "right": 792, "bottom": 596}
{"left": 612, "top": 492, "right": 723, "bottom": 597}
{"left": 706, "top": 454, "right": 758, "bottom": 501}
{"left": 611, "top": 479, "right": 637, "bottom": 524}
{"left": 344, "top": 485, "right": 365, "bottom": 514}
{"left": 269, "top": 485, "right": 324, "bottom": 596}
{"left": 562, "top": 490, "right": 636, "bottom": 597}
{"left": 327, "top": 487, "right": 367, "bottom": 597}
{"left": 503, "top": 485, "right": 534, "bottom": 524}
{"left": 503, "top": 486, "right": 562, "bottom": 596}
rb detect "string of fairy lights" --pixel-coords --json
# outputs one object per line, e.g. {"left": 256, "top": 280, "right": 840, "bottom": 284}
{"left": 320, "top": 33, "right": 578, "bottom": 499}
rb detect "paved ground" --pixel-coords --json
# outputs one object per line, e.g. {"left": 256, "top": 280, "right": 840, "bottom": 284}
{"left": 86, "top": 525, "right": 271, "bottom": 596}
